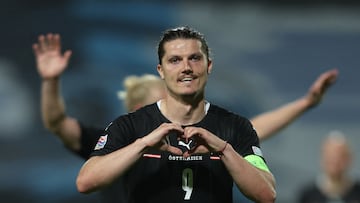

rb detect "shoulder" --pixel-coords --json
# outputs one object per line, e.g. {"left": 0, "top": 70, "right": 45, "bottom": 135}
{"left": 208, "top": 104, "right": 251, "bottom": 124}
{"left": 133, "top": 103, "right": 159, "bottom": 114}
{"left": 352, "top": 181, "right": 360, "bottom": 190}
{"left": 298, "top": 181, "right": 320, "bottom": 197}
{"left": 206, "top": 103, "right": 256, "bottom": 139}
{"left": 209, "top": 104, "right": 243, "bottom": 117}
{"left": 113, "top": 103, "right": 159, "bottom": 122}
{"left": 109, "top": 103, "right": 161, "bottom": 132}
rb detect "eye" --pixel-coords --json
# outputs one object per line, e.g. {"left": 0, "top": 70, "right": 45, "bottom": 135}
{"left": 190, "top": 54, "right": 202, "bottom": 61}
{"left": 169, "top": 56, "right": 181, "bottom": 64}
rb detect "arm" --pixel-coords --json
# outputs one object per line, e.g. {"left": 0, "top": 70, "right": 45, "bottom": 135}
{"left": 76, "top": 122, "right": 184, "bottom": 193}
{"left": 182, "top": 127, "right": 276, "bottom": 202}
{"left": 221, "top": 144, "right": 276, "bottom": 203}
{"left": 251, "top": 69, "right": 338, "bottom": 141}
{"left": 33, "top": 33, "right": 81, "bottom": 151}
{"left": 76, "top": 138, "right": 147, "bottom": 193}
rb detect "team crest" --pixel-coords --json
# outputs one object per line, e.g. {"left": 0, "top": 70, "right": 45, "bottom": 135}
{"left": 94, "top": 134, "right": 108, "bottom": 150}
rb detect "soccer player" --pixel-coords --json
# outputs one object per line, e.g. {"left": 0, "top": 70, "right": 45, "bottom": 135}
{"left": 33, "top": 33, "right": 337, "bottom": 160}
{"left": 33, "top": 32, "right": 337, "bottom": 202}
{"left": 76, "top": 26, "right": 276, "bottom": 202}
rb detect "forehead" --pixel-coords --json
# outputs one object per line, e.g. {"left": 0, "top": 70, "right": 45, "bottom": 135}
{"left": 323, "top": 140, "right": 349, "bottom": 155}
{"left": 163, "top": 39, "right": 203, "bottom": 55}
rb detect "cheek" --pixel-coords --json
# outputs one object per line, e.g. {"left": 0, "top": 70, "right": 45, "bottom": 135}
{"left": 324, "top": 155, "right": 348, "bottom": 171}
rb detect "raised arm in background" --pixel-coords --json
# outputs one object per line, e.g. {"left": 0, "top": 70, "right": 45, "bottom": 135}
{"left": 32, "top": 33, "right": 81, "bottom": 150}
{"left": 251, "top": 69, "right": 338, "bottom": 141}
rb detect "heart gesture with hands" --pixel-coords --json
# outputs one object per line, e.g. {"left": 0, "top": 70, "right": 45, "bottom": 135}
{"left": 181, "top": 126, "right": 227, "bottom": 158}
{"left": 142, "top": 122, "right": 184, "bottom": 155}
{"left": 142, "top": 123, "right": 227, "bottom": 157}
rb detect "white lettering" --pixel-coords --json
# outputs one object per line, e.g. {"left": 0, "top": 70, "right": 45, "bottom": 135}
{"left": 168, "top": 155, "right": 203, "bottom": 161}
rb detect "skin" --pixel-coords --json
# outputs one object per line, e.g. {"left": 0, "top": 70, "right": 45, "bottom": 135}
{"left": 33, "top": 33, "right": 81, "bottom": 151}
{"left": 319, "top": 134, "right": 353, "bottom": 197}
{"left": 251, "top": 68, "right": 338, "bottom": 141}
{"left": 33, "top": 33, "right": 337, "bottom": 203}
{"left": 76, "top": 38, "right": 276, "bottom": 202}
{"left": 157, "top": 39, "right": 276, "bottom": 202}
{"left": 33, "top": 33, "right": 338, "bottom": 154}
{"left": 157, "top": 39, "right": 211, "bottom": 125}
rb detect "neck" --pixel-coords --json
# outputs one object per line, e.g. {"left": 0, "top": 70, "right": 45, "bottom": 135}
{"left": 318, "top": 174, "right": 352, "bottom": 198}
{"left": 160, "top": 95, "right": 206, "bottom": 126}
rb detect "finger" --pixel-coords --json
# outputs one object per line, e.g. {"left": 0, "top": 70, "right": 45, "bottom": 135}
{"left": 185, "top": 145, "right": 209, "bottom": 157}
{"left": 32, "top": 43, "right": 40, "bottom": 56}
{"left": 322, "top": 69, "right": 338, "bottom": 84}
{"left": 53, "top": 33, "right": 61, "bottom": 52}
{"left": 310, "top": 69, "right": 337, "bottom": 95}
{"left": 172, "top": 123, "right": 184, "bottom": 132}
{"left": 167, "top": 146, "right": 183, "bottom": 155}
{"left": 63, "top": 50, "right": 72, "bottom": 62}
{"left": 318, "top": 69, "right": 339, "bottom": 93}
{"left": 38, "top": 35, "right": 46, "bottom": 52}
{"left": 183, "top": 151, "right": 191, "bottom": 158}
{"left": 183, "top": 127, "right": 197, "bottom": 139}
{"left": 323, "top": 69, "right": 338, "bottom": 86}
{"left": 163, "top": 122, "right": 182, "bottom": 131}
{"left": 46, "top": 33, "right": 54, "bottom": 50}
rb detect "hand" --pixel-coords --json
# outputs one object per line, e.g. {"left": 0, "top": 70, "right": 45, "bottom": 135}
{"left": 306, "top": 69, "right": 338, "bottom": 108}
{"left": 181, "top": 126, "right": 226, "bottom": 157}
{"left": 33, "top": 33, "right": 72, "bottom": 79}
{"left": 142, "top": 123, "right": 184, "bottom": 155}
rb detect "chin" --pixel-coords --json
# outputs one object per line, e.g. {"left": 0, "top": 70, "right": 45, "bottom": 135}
{"left": 180, "top": 91, "right": 196, "bottom": 96}
{"left": 180, "top": 92, "right": 201, "bottom": 100}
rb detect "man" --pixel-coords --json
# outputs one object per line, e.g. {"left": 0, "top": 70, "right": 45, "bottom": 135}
{"left": 76, "top": 26, "right": 276, "bottom": 202}
{"left": 297, "top": 131, "right": 360, "bottom": 203}
{"left": 34, "top": 32, "right": 337, "bottom": 202}
{"left": 33, "top": 33, "right": 337, "bottom": 160}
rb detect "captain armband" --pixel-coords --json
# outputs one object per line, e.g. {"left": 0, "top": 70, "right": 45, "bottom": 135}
{"left": 244, "top": 155, "right": 270, "bottom": 172}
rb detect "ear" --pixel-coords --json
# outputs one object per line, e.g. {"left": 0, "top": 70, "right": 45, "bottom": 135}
{"left": 157, "top": 64, "right": 164, "bottom": 79}
{"left": 207, "top": 59, "right": 213, "bottom": 74}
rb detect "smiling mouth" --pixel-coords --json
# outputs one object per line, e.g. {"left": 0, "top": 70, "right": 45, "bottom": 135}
{"left": 181, "top": 78, "right": 192, "bottom": 83}
{"left": 179, "top": 76, "right": 196, "bottom": 83}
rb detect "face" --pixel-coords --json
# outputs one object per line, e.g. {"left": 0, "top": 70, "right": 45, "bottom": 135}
{"left": 157, "top": 39, "right": 212, "bottom": 99}
{"left": 321, "top": 138, "right": 351, "bottom": 180}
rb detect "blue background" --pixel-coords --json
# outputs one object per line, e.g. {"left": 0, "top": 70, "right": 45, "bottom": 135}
{"left": 1, "top": 0, "right": 359, "bottom": 202}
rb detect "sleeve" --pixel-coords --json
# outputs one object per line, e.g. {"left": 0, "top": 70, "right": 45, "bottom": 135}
{"left": 232, "top": 116, "right": 260, "bottom": 157}
{"left": 67, "top": 122, "right": 104, "bottom": 160}
{"left": 90, "top": 115, "right": 135, "bottom": 157}
{"left": 233, "top": 117, "right": 270, "bottom": 172}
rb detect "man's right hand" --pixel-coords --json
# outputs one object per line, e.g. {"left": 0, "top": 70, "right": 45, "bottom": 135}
{"left": 33, "top": 33, "right": 72, "bottom": 79}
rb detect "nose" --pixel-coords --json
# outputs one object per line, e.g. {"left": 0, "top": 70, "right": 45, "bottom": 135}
{"left": 182, "top": 60, "right": 193, "bottom": 73}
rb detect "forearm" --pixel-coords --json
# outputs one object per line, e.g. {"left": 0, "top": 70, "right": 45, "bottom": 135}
{"left": 41, "top": 78, "right": 82, "bottom": 150}
{"left": 77, "top": 138, "right": 148, "bottom": 193}
{"left": 221, "top": 144, "right": 276, "bottom": 202}
{"left": 251, "top": 96, "right": 311, "bottom": 141}
{"left": 41, "top": 77, "right": 66, "bottom": 132}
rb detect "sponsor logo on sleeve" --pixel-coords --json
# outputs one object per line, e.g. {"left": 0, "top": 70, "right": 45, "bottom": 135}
{"left": 94, "top": 134, "right": 108, "bottom": 150}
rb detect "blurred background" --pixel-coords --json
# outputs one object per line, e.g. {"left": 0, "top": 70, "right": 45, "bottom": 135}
{"left": 0, "top": 0, "right": 359, "bottom": 202}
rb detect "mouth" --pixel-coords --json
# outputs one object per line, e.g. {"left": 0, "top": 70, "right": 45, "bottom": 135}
{"left": 179, "top": 76, "right": 196, "bottom": 84}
